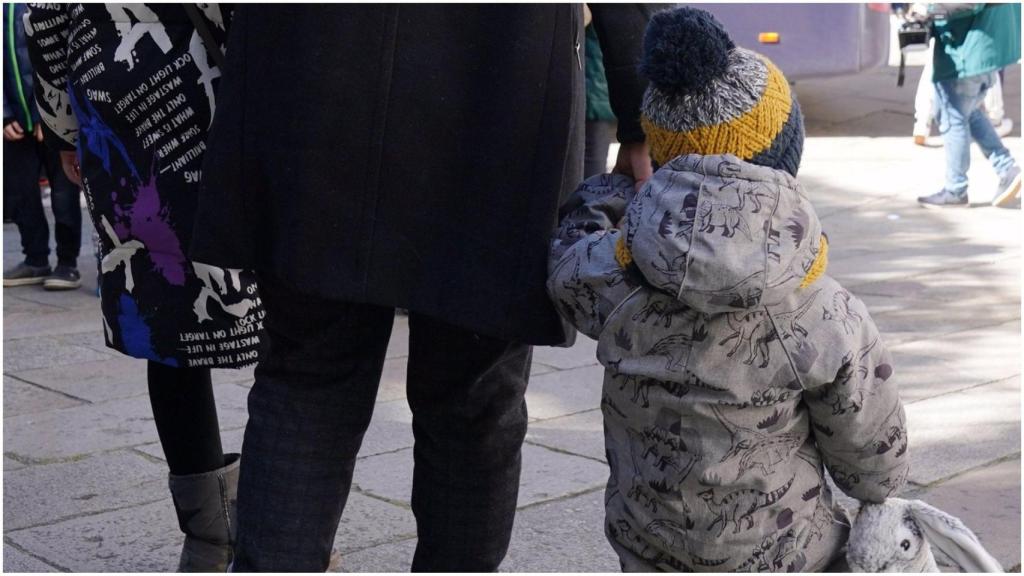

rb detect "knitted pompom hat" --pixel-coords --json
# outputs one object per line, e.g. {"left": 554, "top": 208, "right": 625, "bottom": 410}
{"left": 639, "top": 6, "right": 805, "bottom": 176}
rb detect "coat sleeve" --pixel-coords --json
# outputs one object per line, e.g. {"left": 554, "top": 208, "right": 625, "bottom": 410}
{"left": 2, "top": 6, "right": 11, "bottom": 122}
{"left": 588, "top": 4, "right": 658, "bottom": 144}
{"left": 798, "top": 296, "right": 910, "bottom": 504}
{"left": 548, "top": 174, "right": 641, "bottom": 340}
{"left": 24, "top": 3, "right": 77, "bottom": 151}
{"left": 2, "top": 87, "right": 11, "bottom": 123}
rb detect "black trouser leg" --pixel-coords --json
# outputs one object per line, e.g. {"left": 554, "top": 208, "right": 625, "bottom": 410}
{"left": 147, "top": 361, "right": 224, "bottom": 476}
{"left": 42, "top": 145, "right": 82, "bottom": 266}
{"left": 4, "top": 138, "right": 49, "bottom": 266}
{"left": 233, "top": 276, "right": 395, "bottom": 571}
{"left": 407, "top": 313, "right": 532, "bottom": 572}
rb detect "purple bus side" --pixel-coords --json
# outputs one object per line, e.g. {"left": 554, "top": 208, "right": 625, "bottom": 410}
{"left": 692, "top": 3, "right": 891, "bottom": 81}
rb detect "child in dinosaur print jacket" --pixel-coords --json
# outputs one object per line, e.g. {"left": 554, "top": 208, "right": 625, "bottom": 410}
{"left": 547, "top": 7, "right": 909, "bottom": 572}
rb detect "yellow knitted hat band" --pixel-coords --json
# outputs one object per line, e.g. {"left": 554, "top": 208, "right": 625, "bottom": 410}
{"left": 642, "top": 57, "right": 792, "bottom": 167}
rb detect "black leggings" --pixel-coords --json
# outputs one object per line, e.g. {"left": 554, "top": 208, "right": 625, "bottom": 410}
{"left": 147, "top": 361, "right": 224, "bottom": 476}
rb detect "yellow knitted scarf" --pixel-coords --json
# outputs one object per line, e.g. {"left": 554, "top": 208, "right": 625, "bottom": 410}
{"left": 799, "top": 235, "right": 828, "bottom": 289}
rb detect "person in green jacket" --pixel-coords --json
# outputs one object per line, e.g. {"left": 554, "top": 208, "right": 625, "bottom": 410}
{"left": 918, "top": 3, "right": 1021, "bottom": 208}
{"left": 584, "top": 21, "right": 618, "bottom": 177}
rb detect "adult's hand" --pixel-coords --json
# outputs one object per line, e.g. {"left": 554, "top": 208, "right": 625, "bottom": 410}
{"left": 3, "top": 120, "right": 25, "bottom": 141}
{"left": 613, "top": 140, "right": 653, "bottom": 190}
{"left": 60, "top": 150, "right": 83, "bottom": 186}
{"left": 34, "top": 124, "right": 44, "bottom": 142}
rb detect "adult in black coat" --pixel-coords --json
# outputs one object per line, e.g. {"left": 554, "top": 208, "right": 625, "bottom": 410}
{"left": 190, "top": 4, "right": 655, "bottom": 571}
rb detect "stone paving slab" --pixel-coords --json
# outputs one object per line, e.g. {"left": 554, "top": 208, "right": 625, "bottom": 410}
{"left": 893, "top": 320, "right": 1022, "bottom": 385}
{"left": 532, "top": 337, "right": 599, "bottom": 371}
{"left": 853, "top": 261, "right": 1021, "bottom": 305}
{"left": 3, "top": 543, "right": 62, "bottom": 572}
{"left": 14, "top": 355, "right": 156, "bottom": 405}
{"left": 525, "top": 364, "right": 604, "bottom": 422}
{"left": 357, "top": 400, "right": 415, "bottom": 458}
{"left": 829, "top": 243, "right": 1017, "bottom": 290}
{"left": 525, "top": 409, "right": 605, "bottom": 463}
{"left": 818, "top": 109, "right": 922, "bottom": 138}
{"left": 908, "top": 456, "right": 1021, "bottom": 571}
{"left": 4, "top": 375, "right": 85, "bottom": 418}
{"left": 377, "top": 357, "right": 408, "bottom": 403}
{"left": 136, "top": 427, "right": 246, "bottom": 463}
{"left": 904, "top": 377, "right": 1020, "bottom": 486}
{"left": 4, "top": 383, "right": 250, "bottom": 462}
{"left": 888, "top": 349, "right": 1005, "bottom": 404}
{"left": 3, "top": 335, "right": 116, "bottom": 373}
{"left": 2, "top": 295, "right": 66, "bottom": 315}
{"left": 799, "top": 94, "right": 907, "bottom": 128}
{"left": 3, "top": 450, "right": 165, "bottom": 531}
{"left": 336, "top": 488, "right": 619, "bottom": 573}
{"left": 531, "top": 362, "right": 558, "bottom": 376}
{"left": 3, "top": 307, "right": 105, "bottom": 341}
{"left": 6, "top": 499, "right": 182, "bottom": 572}
{"left": 336, "top": 537, "right": 417, "bottom": 573}
{"left": 49, "top": 329, "right": 114, "bottom": 356}
{"left": 333, "top": 492, "right": 417, "bottom": 556}
{"left": 812, "top": 191, "right": 902, "bottom": 222}
{"left": 351, "top": 443, "right": 608, "bottom": 510}
{"left": 385, "top": 317, "right": 409, "bottom": 360}
{"left": 503, "top": 488, "right": 618, "bottom": 573}
{"left": 4, "top": 456, "right": 26, "bottom": 471}
{"left": 211, "top": 364, "right": 256, "bottom": 386}
{"left": 818, "top": 209, "right": 945, "bottom": 255}
{"left": 863, "top": 292, "right": 1021, "bottom": 348}
{"left": 4, "top": 285, "right": 102, "bottom": 312}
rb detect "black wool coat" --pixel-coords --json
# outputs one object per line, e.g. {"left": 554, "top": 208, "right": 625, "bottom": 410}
{"left": 191, "top": 4, "right": 654, "bottom": 345}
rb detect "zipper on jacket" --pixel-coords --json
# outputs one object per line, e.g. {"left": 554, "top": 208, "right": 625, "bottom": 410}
{"left": 574, "top": 40, "right": 582, "bottom": 70}
{"left": 7, "top": 4, "right": 34, "bottom": 132}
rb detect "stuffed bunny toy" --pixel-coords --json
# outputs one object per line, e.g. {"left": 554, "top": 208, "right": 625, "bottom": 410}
{"left": 847, "top": 498, "right": 1003, "bottom": 572}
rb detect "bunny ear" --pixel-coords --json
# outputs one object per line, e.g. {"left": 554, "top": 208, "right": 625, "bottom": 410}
{"left": 907, "top": 500, "right": 1003, "bottom": 573}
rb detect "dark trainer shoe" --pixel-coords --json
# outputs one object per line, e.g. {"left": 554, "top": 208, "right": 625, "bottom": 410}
{"left": 3, "top": 262, "right": 52, "bottom": 286}
{"left": 992, "top": 166, "right": 1021, "bottom": 207}
{"left": 43, "top": 265, "right": 82, "bottom": 291}
{"left": 918, "top": 189, "right": 968, "bottom": 209}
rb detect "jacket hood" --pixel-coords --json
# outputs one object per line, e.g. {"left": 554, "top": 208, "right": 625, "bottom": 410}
{"left": 623, "top": 153, "right": 824, "bottom": 314}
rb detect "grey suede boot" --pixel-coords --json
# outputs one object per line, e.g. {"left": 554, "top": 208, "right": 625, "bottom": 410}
{"left": 168, "top": 453, "right": 240, "bottom": 572}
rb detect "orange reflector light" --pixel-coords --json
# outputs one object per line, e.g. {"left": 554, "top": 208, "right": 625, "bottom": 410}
{"left": 758, "top": 32, "right": 780, "bottom": 44}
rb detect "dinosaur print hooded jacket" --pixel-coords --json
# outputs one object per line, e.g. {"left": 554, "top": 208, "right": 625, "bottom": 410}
{"left": 547, "top": 154, "right": 909, "bottom": 572}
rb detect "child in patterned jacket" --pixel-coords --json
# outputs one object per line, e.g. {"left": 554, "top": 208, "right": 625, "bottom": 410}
{"left": 547, "top": 7, "right": 910, "bottom": 572}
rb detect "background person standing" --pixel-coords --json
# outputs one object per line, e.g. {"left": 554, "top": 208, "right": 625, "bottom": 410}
{"left": 189, "top": 4, "right": 655, "bottom": 571}
{"left": 3, "top": 2, "right": 82, "bottom": 290}
{"left": 583, "top": 6, "right": 618, "bottom": 178}
{"left": 25, "top": 4, "right": 266, "bottom": 570}
{"left": 916, "top": 2, "right": 1022, "bottom": 208}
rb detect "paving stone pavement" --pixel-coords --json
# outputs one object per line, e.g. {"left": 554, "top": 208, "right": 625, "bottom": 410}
{"left": 2, "top": 62, "right": 1020, "bottom": 572}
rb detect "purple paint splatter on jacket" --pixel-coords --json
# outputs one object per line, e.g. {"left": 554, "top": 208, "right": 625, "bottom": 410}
{"left": 111, "top": 170, "right": 187, "bottom": 286}
{"left": 130, "top": 171, "right": 187, "bottom": 285}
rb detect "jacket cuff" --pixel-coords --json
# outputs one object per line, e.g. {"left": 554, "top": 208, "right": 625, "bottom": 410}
{"left": 616, "top": 121, "right": 647, "bottom": 144}
{"left": 604, "top": 65, "right": 647, "bottom": 143}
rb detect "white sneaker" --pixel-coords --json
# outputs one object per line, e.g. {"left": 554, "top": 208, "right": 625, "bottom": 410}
{"left": 992, "top": 166, "right": 1022, "bottom": 207}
